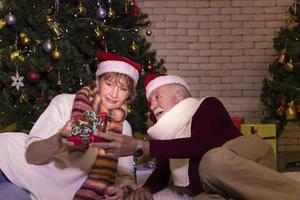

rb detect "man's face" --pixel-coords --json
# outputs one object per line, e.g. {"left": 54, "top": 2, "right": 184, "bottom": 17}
{"left": 148, "top": 84, "right": 182, "bottom": 120}
{"left": 97, "top": 76, "right": 129, "bottom": 109}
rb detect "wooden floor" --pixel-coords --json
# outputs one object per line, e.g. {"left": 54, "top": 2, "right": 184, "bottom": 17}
{"left": 277, "top": 151, "right": 300, "bottom": 172}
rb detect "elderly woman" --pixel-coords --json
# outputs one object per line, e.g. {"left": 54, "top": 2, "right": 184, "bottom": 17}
{"left": 0, "top": 51, "right": 141, "bottom": 200}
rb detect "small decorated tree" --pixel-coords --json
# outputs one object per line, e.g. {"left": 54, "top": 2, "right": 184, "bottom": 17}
{"left": 261, "top": 1, "right": 300, "bottom": 133}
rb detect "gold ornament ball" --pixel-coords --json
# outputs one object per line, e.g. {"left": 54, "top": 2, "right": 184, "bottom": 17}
{"left": 19, "top": 93, "right": 29, "bottom": 103}
{"left": 285, "top": 60, "right": 294, "bottom": 72}
{"left": 19, "top": 32, "right": 27, "bottom": 38}
{"left": 127, "top": 0, "right": 135, "bottom": 6}
{"left": 21, "top": 35, "right": 31, "bottom": 46}
{"left": 77, "top": 3, "right": 87, "bottom": 16}
{"left": 130, "top": 41, "right": 139, "bottom": 54}
{"left": 286, "top": 101, "right": 297, "bottom": 120}
{"left": 146, "top": 29, "right": 152, "bottom": 36}
{"left": 266, "top": 74, "right": 273, "bottom": 84}
{"left": 108, "top": 7, "right": 116, "bottom": 20}
{"left": 95, "top": 27, "right": 103, "bottom": 39}
{"left": 284, "top": 14, "right": 294, "bottom": 25}
{"left": 10, "top": 50, "right": 21, "bottom": 60}
{"left": 128, "top": 106, "right": 133, "bottom": 114}
{"left": 277, "top": 50, "right": 287, "bottom": 64}
{"left": 51, "top": 49, "right": 62, "bottom": 60}
{"left": 0, "top": 19, "right": 6, "bottom": 29}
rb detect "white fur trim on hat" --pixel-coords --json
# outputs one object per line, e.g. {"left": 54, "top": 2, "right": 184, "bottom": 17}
{"left": 96, "top": 60, "right": 139, "bottom": 86}
{"left": 146, "top": 75, "right": 190, "bottom": 100}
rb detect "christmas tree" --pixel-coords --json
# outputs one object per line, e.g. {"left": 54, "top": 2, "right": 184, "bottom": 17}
{"left": 261, "top": 1, "right": 300, "bottom": 134}
{"left": 0, "top": 0, "right": 165, "bottom": 133}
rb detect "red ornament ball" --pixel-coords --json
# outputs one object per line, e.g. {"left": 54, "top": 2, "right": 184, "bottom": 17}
{"left": 39, "top": 93, "right": 46, "bottom": 102}
{"left": 27, "top": 70, "right": 41, "bottom": 83}
{"left": 98, "top": 37, "right": 106, "bottom": 47}
{"left": 132, "top": 6, "right": 141, "bottom": 17}
{"left": 145, "top": 64, "right": 153, "bottom": 72}
{"left": 45, "top": 65, "right": 55, "bottom": 73}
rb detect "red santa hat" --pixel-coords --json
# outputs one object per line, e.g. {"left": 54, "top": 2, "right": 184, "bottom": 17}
{"left": 96, "top": 51, "right": 141, "bottom": 86}
{"left": 144, "top": 73, "right": 190, "bottom": 100}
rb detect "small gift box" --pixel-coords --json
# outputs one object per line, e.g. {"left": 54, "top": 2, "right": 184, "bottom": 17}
{"left": 67, "top": 110, "right": 108, "bottom": 145}
{"left": 230, "top": 116, "right": 245, "bottom": 131}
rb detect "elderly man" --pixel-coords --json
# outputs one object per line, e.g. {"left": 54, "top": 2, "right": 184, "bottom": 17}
{"left": 93, "top": 73, "right": 300, "bottom": 200}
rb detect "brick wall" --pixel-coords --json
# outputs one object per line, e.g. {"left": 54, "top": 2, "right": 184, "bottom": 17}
{"left": 137, "top": 0, "right": 300, "bottom": 152}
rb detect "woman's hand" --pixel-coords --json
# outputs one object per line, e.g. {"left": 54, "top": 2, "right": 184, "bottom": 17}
{"left": 60, "top": 119, "right": 89, "bottom": 152}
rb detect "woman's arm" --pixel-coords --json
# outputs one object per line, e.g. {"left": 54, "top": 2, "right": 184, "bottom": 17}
{"left": 25, "top": 94, "right": 74, "bottom": 165}
{"left": 25, "top": 132, "right": 62, "bottom": 164}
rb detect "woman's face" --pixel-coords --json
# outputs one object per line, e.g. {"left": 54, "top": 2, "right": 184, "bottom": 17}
{"left": 97, "top": 75, "right": 130, "bottom": 109}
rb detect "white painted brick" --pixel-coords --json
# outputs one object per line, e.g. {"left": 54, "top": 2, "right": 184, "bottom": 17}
{"left": 242, "top": 7, "right": 264, "bottom": 14}
{"left": 222, "top": 21, "right": 242, "bottom": 28}
{"left": 198, "top": 8, "right": 220, "bottom": 15}
{"left": 188, "top": 29, "right": 209, "bottom": 36}
{"left": 189, "top": 43, "right": 210, "bottom": 50}
{"left": 166, "top": 43, "right": 188, "bottom": 49}
{"left": 232, "top": 14, "right": 254, "bottom": 21}
{"left": 166, "top": 14, "right": 188, "bottom": 21}
{"left": 154, "top": 8, "right": 176, "bottom": 14}
{"left": 254, "top": 0, "right": 276, "bottom": 7}
{"left": 188, "top": 1, "right": 210, "bottom": 8}
{"left": 155, "top": 22, "right": 177, "bottom": 28}
{"left": 232, "top": 1, "right": 254, "bottom": 7}
{"left": 165, "top": 28, "right": 187, "bottom": 35}
{"left": 177, "top": 22, "right": 199, "bottom": 29}
{"left": 178, "top": 50, "right": 200, "bottom": 56}
{"left": 221, "top": 7, "right": 242, "bottom": 14}
{"left": 176, "top": 8, "right": 198, "bottom": 14}
{"left": 166, "top": 1, "right": 188, "bottom": 7}
{"left": 209, "top": 29, "right": 231, "bottom": 35}
{"left": 176, "top": 36, "right": 198, "bottom": 42}
{"left": 209, "top": 15, "right": 232, "bottom": 22}
{"left": 222, "top": 49, "right": 243, "bottom": 56}
{"left": 188, "top": 56, "right": 210, "bottom": 63}
{"left": 199, "top": 49, "right": 222, "bottom": 56}
{"left": 232, "top": 28, "right": 254, "bottom": 35}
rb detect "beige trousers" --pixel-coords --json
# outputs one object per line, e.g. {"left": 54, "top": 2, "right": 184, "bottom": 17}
{"left": 194, "top": 134, "right": 300, "bottom": 200}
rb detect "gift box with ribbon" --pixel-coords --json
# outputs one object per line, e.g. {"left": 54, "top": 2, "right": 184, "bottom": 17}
{"left": 67, "top": 110, "right": 108, "bottom": 145}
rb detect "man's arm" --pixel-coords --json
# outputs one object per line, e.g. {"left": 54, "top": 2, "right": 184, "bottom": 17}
{"left": 91, "top": 97, "right": 240, "bottom": 159}
{"left": 90, "top": 132, "right": 150, "bottom": 158}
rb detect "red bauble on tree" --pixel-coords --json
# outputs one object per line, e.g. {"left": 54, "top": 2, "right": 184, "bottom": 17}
{"left": 27, "top": 69, "right": 41, "bottom": 83}
{"left": 45, "top": 65, "right": 55, "bottom": 74}
{"left": 279, "top": 96, "right": 287, "bottom": 106}
{"left": 98, "top": 36, "right": 106, "bottom": 47}
{"left": 132, "top": 6, "right": 141, "bottom": 17}
{"left": 39, "top": 91, "right": 46, "bottom": 102}
{"left": 145, "top": 62, "right": 153, "bottom": 72}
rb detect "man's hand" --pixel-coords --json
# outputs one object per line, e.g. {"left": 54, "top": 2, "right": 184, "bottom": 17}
{"left": 90, "top": 131, "right": 137, "bottom": 157}
{"left": 126, "top": 187, "right": 153, "bottom": 200}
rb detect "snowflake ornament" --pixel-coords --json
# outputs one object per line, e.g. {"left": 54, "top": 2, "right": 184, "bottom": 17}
{"left": 11, "top": 70, "right": 24, "bottom": 91}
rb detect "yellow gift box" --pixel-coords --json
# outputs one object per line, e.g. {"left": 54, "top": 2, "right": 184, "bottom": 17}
{"left": 240, "top": 124, "right": 277, "bottom": 157}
